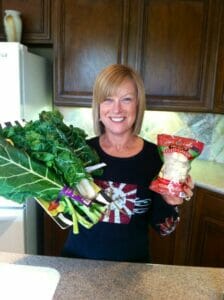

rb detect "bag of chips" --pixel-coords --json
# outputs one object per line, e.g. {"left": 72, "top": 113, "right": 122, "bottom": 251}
{"left": 149, "top": 134, "right": 204, "bottom": 198}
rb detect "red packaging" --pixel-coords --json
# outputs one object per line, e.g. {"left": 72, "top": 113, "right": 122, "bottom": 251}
{"left": 149, "top": 134, "right": 204, "bottom": 198}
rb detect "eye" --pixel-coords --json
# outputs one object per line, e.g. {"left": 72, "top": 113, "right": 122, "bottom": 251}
{"left": 121, "top": 97, "right": 133, "bottom": 103}
{"left": 123, "top": 97, "right": 131, "bottom": 101}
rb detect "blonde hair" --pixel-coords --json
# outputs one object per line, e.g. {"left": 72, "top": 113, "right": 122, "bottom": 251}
{"left": 92, "top": 64, "right": 146, "bottom": 135}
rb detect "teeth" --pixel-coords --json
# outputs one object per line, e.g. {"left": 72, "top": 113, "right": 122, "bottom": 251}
{"left": 110, "top": 117, "right": 125, "bottom": 122}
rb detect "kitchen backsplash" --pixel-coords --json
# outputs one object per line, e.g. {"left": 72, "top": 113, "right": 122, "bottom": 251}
{"left": 57, "top": 107, "right": 224, "bottom": 164}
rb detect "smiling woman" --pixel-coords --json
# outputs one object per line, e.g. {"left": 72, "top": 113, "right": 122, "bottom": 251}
{"left": 99, "top": 79, "right": 137, "bottom": 137}
{"left": 62, "top": 64, "right": 194, "bottom": 262}
{"left": 92, "top": 64, "right": 146, "bottom": 136}
{"left": 92, "top": 64, "right": 146, "bottom": 158}
{"left": 99, "top": 79, "right": 141, "bottom": 157}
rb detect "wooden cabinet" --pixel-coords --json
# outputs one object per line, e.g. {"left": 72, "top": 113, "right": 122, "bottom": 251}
{"left": 149, "top": 198, "right": 193, "bottom": 265}
{"left": 43, "top": 214, "right": 68, "bottom": 256}
{"left": 137, "top": 0, "right": 222, "bottom": 112}
{"left": 54, "top": 0, "right": 223, "bottom": 113}
{"left": 187, "top": 188, "right": 224, "bottom": 267}
{"left": 213, "top": 2, "right": 224, "bottom": 113}
{"left": 0, "top": 0, "right": 52, "bottom": 44}
{"left": 150, "top": 187, "right": 224, "bottom": 267}
{"left": 54, "top": 0, "right": 131, "bottom": 107}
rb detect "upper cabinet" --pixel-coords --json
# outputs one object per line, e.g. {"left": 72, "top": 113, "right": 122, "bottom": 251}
{"left": 2, "top": 1, "right": 221, "bottom": 112}
{"left": 213, "top": 2, "right": 224, "bottom": 113}
{"left": 54, "top": 0, "right": 223, "bottom": 113}
{"left": 0, "top": 0, "right": 52, "bottom": 44}
{"left": 136, "top": 0, "right": 222, "bottom": 112}
{"left": 54, "top": 0, "right": 131, "bottom": 107}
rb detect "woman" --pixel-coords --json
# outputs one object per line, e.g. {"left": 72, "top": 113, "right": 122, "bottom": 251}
{"left": 62, "top": 64, "right": 193, "bottom": 262}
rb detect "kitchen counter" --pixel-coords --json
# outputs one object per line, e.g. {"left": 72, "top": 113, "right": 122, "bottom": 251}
{"left": 190, "top": 160, "right": 224, "bottom": 194}
{"left": 0, "top": 252, "right": 224, "bottom": 299}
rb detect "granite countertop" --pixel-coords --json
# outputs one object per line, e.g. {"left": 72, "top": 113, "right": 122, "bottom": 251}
{"left": 0, "top": 252, "right": 224, "bottom": 300}
{"left": 190, "top": 160, "right": 224, "bottom": 195}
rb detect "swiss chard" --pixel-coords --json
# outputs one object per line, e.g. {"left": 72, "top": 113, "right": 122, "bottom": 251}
{"left": 0, "top": 110, "right": 109, "bottom": 233}
{"left": 0, "top": 136, "right": 106, "bottom": 232}
{"left": 0, "top": 136, "right": 62, "bottom": 203}
{"left": 39, "top": 110, "right": 100, "bottom": 169}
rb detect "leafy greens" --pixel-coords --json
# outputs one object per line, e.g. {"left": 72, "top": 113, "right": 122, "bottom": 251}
{"left": 0, "top": 110, "right": 106, "bottom": 233}
{"left": 2, "top": 110, "right": 101, "bottom": 187}
{"left": 0, "top": 136, "right": 62, "bottom": 203}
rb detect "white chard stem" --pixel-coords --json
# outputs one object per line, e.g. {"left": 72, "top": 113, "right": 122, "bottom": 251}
{"left": 76, "top": 178, "right": 97, "bottom": 199}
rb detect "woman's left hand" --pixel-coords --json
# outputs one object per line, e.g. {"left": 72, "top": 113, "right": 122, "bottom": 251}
{"left": 162, "top": 176, "right": 194, "bottom": 206}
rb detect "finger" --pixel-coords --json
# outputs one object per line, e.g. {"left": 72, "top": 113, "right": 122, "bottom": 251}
{"left": 162, "top": 194, "right": 184, "bottom": 206}
{"left": 183, "top": 185, "right": 193, "bottom": 198}
{"left": 185, "top": 175, "right": 194, "bottom": 189}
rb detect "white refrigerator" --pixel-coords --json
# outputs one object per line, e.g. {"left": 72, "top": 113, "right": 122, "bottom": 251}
{"left": 0, "top": 42, "right": 52, "bottom": 254}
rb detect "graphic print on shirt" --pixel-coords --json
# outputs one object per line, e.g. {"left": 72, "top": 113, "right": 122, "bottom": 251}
{"left": 95, "top": 179, "right": 150, "bottom": 224}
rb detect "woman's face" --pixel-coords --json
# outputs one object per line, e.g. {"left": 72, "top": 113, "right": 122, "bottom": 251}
{"left": 99, "top": 79, "right": 138, "bottom": 136}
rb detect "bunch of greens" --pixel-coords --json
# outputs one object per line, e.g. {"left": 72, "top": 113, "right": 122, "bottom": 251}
{"left": 2, "top": 110, "right": 101, "bottom": 184}
{"left": 0, "top": 110, "right": 106, "bottom": 233}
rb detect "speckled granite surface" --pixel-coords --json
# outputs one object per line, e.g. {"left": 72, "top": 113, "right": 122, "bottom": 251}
{"left": 0, "top": 252, "right": 224, "bottom": 300}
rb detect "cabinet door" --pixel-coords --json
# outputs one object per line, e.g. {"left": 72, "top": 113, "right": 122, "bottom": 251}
{"left": 213, "top": 2, "right": 224, "bottom": 113}
{"left": 187, "top": 188, "right": 224, "bottom": 267}
{"left": 135, "top": 0, "right": 222, "bottom": 112}
{"left": 54, "top": 0, "right": 130, "bottom": 106}
{"left": 43, "top": 214, "right": 68, "bottom": 256}
{"left": 0, "top": 0, "right": 52, "bottom": 43}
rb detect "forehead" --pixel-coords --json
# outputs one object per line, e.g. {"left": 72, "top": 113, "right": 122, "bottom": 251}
{"left": 108, "top": 79, "right": 137, "bottom": 96}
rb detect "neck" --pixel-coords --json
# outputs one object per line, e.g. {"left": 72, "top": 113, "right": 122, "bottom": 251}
{"left": 101, "top": 132, "right": 136, "bottom": 151}
{"left": 99, "top": 132, "right": 143, "bottom": 158}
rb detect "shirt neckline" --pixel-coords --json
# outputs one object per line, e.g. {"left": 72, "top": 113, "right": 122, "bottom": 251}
{"left": 96, "top": 137, "right": 146, "bottom": 160}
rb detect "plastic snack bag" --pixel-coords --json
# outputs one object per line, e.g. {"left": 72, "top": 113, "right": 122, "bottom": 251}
{"left": 149, "top": 134, "right": 204, "bottom": 198}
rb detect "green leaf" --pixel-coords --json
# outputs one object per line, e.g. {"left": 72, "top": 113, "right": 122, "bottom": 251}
{"left": 2, "top": 111, "right": 93, "bottom": 187}
{"left": 39, "top": 110, "right": 101, "bottom": 168}
{"left": 0, "top": 137, "right": 63, "bottom": 204}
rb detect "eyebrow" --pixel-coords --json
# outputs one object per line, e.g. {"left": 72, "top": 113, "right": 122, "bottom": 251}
{"left": 106, "top": 92, "right": 136, "bottom": 98}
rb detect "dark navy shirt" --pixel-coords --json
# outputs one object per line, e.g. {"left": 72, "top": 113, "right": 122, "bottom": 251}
{"left": 62, "top": 137, "right": 179, "bottom": 262}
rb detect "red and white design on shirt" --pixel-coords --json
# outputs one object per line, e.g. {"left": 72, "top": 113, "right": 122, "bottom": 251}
{"left": 94, "top": 179, "right": 137, "bottom": 224}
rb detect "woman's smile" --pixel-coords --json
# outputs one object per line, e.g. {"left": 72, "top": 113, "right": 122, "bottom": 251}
{"left": 110, "top": 117, "right": 125, "bottom": 122}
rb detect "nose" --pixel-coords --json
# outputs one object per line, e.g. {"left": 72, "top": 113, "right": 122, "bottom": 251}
{"left": 112, "top": 99, "right": 122, "bottom": 113}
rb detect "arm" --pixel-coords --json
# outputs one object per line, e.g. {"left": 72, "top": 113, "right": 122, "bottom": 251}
{"left": 149, "top": 191, "right": 180, "bottom": 236}
{"left": 149, "top": 176, "right": 194, "bottom": 236}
